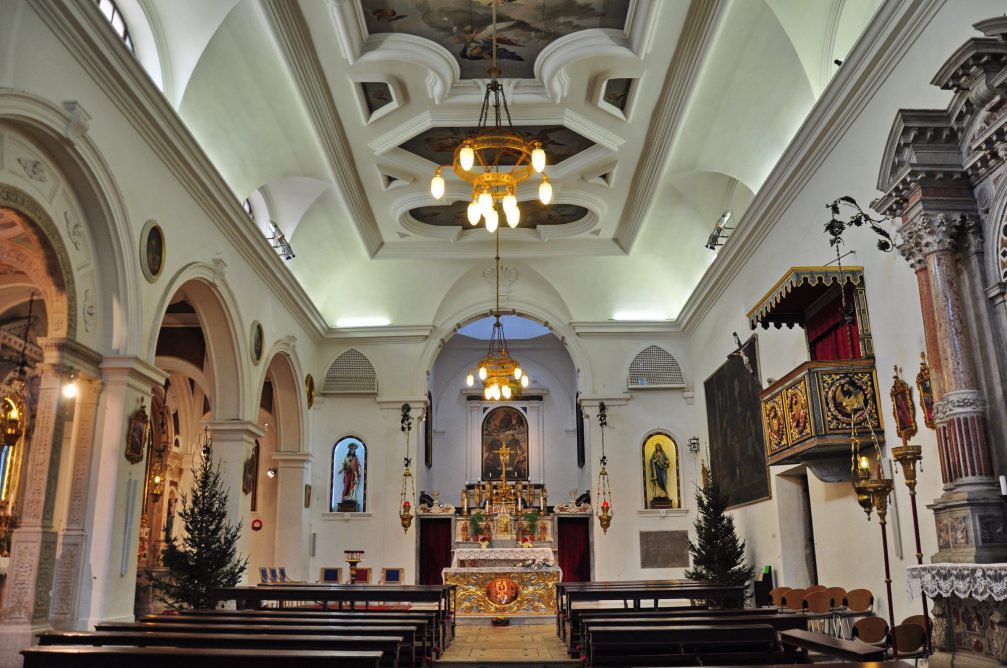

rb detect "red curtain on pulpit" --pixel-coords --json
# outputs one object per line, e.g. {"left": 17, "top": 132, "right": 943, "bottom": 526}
{"left": 557, "top": 516, "right": 591, "bottom": 582}
{"left": 806, "top": 289, "right": 861, "bottom": 361}
{"left": 418, "top": 517, "right": 452, "bottom": 585}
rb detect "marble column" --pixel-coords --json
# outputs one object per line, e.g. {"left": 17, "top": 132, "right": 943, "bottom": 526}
{"left": 205, "top": 420, "right": 264, "bottom": 584}
{"left": 272, "top": 452, "right": 311, "bottom": 581}
{"left": 898, "top": 213, "right": 1007, "bottom": 562}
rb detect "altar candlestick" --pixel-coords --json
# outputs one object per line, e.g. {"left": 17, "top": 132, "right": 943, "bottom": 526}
{"left": 540, "top": 490, "right": 545, "bottom": 512}
{"left": 462, "top": 489, "right": 468, "bottom": 514}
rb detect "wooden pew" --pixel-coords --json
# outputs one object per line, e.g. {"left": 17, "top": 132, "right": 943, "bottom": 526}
{"left": 22, "top": 646, "right": 381, "bottom": 668}
{"left": 780, "top": 628, "right": 889, "bottom": 662}
{"left": 587, "top": 623, "right": 792, "bottom": 667}
{"left": 38, "top": 631, "right": 401, "bottom": 668}
{"left": 98, "top": 622, "right": 422, "bottom": 668}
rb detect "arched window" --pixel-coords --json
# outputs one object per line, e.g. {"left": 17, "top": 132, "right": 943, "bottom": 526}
{"left": 331, "top": 436, "right": 366, "bottom": 512}
{"left": 627, "top": 346, "right": 685, "bottom": 388}
{"left": 94, "top": 0, "right": 134, "bottom": 52}
{"left": 323, "top": 349, "right": 378, "bottom": 394}
{"left": 642, "top": 433, "right": 680, "bottom": 509}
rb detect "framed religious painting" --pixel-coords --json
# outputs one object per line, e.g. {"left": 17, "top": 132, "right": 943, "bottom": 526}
{"left": 250, "top": 321, "right": 264, "bottom": 365}
{"left": 125, "top": 400, "right": 151, "bottom": 464}
{"left": 305, "top": 373, "right": 316, "bottom": 409}
{"left": 140, "top": 219, "right": 165, "bottom": 283}
{"left": 890, "top": 365, "right": 918, "bottom": 442}
{"left": 481, "top": 406, "right": 529, "bottom": 481}
{"left": 917, "top": 352, "right": 936, "bottom": 429}
{"left": 243, "top": 440, "right": 259, "bottom": 501}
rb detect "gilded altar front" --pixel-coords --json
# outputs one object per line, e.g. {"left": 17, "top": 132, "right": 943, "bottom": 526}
{"left": 443, "top": 567, "right": 561, "bottom": 615}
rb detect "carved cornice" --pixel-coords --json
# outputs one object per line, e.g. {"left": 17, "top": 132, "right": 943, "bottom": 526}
{"left": 934, "top": 389, "right": 986, "bottom": 422}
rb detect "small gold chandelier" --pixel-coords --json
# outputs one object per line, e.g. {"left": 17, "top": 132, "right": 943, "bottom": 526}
{"left": 465, "top": 235, "right": 529, "bottom": 399}
{"left": 429, "top": 2, "right": 551, "bottom": 233}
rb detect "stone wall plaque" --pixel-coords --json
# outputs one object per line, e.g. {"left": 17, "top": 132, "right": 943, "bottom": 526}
{"left": 639, "top": 530, "right": 690, "bottom": 569}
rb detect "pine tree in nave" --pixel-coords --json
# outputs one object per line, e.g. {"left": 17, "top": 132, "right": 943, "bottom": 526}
{"left": 150, "top": 441, "right": 247, "bottom": 609}
{"left": 685, "top": 479, "right": 754, "bottom": 602}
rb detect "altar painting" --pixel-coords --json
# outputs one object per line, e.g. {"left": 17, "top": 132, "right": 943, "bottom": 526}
{"left": 704, "top": 336, "right": 770, "bottom": 508}
{"left": 482, "top": 407, "right": 529, "bottom": 481}
{"left": 642, "top": 433, "right": 679, "bottom": 509}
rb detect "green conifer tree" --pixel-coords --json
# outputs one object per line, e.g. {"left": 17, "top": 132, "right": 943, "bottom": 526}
{"left": 150, "top": 442, "right": 247, "bottom": 609}
{"left": 685, "top": 480, "right": 755, "bottom": 603}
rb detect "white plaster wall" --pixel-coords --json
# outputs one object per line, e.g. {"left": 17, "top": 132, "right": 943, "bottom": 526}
{"left": 684, "top": 0, "right": 1005, "bottom": 623}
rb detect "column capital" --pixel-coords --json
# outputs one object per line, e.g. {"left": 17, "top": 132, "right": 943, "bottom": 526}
{"left": 897, "top": 213, "right": 972, "bottom": 266}
{"left": 203, "top": 419, "right": 264, "bottom": 444}
{"left": 272, "top": 451, "right": 312, "bottom": 468}
{"left": 99, "top": 355, "right": 168, "bottom": 393}
{"left": 376, "top": 397, "right": 429, "bottom": 414}
{"left": 38, "top": 337, "right": 102, "bottom": 379}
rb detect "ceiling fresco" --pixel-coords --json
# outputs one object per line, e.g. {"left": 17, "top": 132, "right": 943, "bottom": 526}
{"left": 400, "top": 125, "right": 594, "bottom": 166}
{"left": 361, "top": 0, "right": 632, "bottom": 79}
{"left": 409, "top": 200, "right": 589, "bottom": 228}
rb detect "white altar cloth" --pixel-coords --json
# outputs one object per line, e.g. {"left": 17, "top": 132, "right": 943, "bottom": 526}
{"left": 907, "top": 562, "right": 1007, "bottom": 601}
{"left": 451, "top": 547, "right": 555, "bottom": 568}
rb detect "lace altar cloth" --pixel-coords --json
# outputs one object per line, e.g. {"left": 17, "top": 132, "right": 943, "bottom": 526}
{"left": 907, "top": 563, "right": 1007, "bottom": 601}
{"left": 452, "top": 547, "right": 555, "bottom": 568}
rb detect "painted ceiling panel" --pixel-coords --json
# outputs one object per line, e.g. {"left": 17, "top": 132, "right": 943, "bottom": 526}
{"left": 409, "top": 201, "right": 588, "bottom": 228}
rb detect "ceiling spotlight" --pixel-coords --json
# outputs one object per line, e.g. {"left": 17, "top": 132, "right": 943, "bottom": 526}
{"left": 705, "top": 210, "right": 734, "bottom": 250}
{"left": 266, "top": 468, "right": 278, "bottom": 478}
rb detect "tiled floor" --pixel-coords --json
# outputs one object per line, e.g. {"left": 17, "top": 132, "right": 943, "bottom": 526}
{"left": 437, "top": 622, "right": 577, "bottom": 665}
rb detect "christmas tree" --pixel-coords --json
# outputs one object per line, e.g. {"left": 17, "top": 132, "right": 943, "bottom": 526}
{"left": 150, "top": 441, "right": 247, "bottom": 609}
{"left": 685, "top": 479, "right": 754, "bottom": 604}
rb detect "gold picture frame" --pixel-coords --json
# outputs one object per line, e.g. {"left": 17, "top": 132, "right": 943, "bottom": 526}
{"left": 305, "top": 373, "right": 316, "bottom": 409}
{"left": 125, "top": 400, "right": 151, "bottom": 464}
{"left": 761, "top": 392, "right": 788, "bottom": 455}
{"left": 140, "top": 219, "right": 165, "bottom": 283}
{"left": 916, "top": 352, "right": 935, "bottom": 429}
{"left": 891, "top": 365, "right": 918, "bottom": 442}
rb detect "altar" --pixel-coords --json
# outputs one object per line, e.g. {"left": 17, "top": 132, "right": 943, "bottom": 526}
{"left": 442, "top": 547, "right": 562, "bottom": 616}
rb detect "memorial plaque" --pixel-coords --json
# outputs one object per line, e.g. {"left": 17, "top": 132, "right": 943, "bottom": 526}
{"left": 639, "top": 530, "right": 690, "bottom": 569}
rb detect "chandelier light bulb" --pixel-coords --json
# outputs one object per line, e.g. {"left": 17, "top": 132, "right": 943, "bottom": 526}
{"left": 531, "top": 147, "right": 546, "bottom": 173}
{"left": 478, "top": 191, "right": 493, "bottom": 212}
{"left": 539, "top": 178, "right": 553, "bottom": 205}
{"left": 502, "top": 385, "right": 512, "bottom": 399}
{"left": 505, "top": 206, "right": 520, "bottom": 228}
{"left": 485, "top": 208, "right": 499, "bottom": 234}
{"left": 520, "top": 374, "right": 529, "bottom": 388}
{"left": 493, "top": 385, "right": 502, "bottom": 400}
{"left": 479, "top": 366, "right": 487, "bottom": 381}
{"left": 460, "top": 145, "right": 475, "bottom": 171}
{"left": 514, "top": 367, "right": 522, "bottom": 380}
{"left": 503, "top": 194, "right": 517, "bottom": 212}
{"left": 484, "top": 386, "right": 492, "bottom": 400}
{"left": 467, "top": 201, "right": 481, "bottom": 226}
{"left": 466, "top": 372, "right": 474, "bottom": 387}
{"left": 62, "top": 381, "right": 78, "bottom": 399}
{"left": 430, "top": 171, "right": 445, "bottom": 199}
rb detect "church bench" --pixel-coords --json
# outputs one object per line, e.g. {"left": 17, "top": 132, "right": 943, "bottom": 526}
{"left": 566, "top": 605, "right": 788, "bottom": 652}
{"left": 98, "top": 621, "right": 423, "bottom": 667}
{"left": 165, "top": 608, "right": 443, "bottom": 653}
{"left": 37, "top": 631, "right": 402, "bottom": 668}
{"left": 21, "top": 646, "right": 382, "bottom": 668}
{"left": 586, "top": 624, "right": 792, "bottom": 667}
{"left": 779, "top": 628, "right": 888, "bottom": 662}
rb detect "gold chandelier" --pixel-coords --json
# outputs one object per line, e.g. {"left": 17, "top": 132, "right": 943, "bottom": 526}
{"left": 429, "top": 3, "right": 552, "bottom": 233}
{"left": 465, "top": 235, "right": 530, "bottom": 399}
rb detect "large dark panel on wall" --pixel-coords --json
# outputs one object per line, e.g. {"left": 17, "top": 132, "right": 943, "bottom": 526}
{"left": 639, "top": 530, "right": 689, "bottom": 568}
{"left": 418, "top": 517, "right": 453, "bottom": 585}
{"left": 576, "top": 395, "right": 585, "bottom": 469}
{"left": 557, "top": 516, "right": 591, "bottom": 582}
{"left": 424, "top": 391, "right": 433, "bottom": 469}
{"left": 704, "top": 335, "right": 770, "bottom": 508}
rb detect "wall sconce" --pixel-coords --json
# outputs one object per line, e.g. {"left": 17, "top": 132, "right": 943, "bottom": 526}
{"left": 688, "top": 436, "right": 700, "bottom": 454}
{"left": 266, "top": 468, "right": 277, "bottom": 478}
{"left": 61, "top": 370, "right": 79, "bottom": 399}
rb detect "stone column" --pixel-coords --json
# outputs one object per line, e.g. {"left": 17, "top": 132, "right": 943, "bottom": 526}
{"left": 898, "top": 213, "right": 1007, "bottom": 562}
{"left": 272, "top": 452, "right": 311, "bottom": 581}
{"left": 49, "top": 377, "right": 101, "bottom": 630}
{"left": 205, "top": 420, "right": 264, "bottom": 584}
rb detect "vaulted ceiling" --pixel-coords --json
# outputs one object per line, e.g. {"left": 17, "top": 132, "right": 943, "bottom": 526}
{"left": 120, "top": 0, "right": 880, "bottom": 327}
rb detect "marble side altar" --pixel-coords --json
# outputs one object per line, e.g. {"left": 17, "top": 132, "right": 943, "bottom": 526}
{"left": 443, "top": 547, "right": 562, "bottom": 616}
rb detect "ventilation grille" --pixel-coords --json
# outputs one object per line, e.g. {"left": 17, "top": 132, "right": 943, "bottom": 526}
{"left": 322, "top": 349, "right": 377, "bottom": 394}
{"left": 627, "top": 346, "right": 685, "bottom": 389}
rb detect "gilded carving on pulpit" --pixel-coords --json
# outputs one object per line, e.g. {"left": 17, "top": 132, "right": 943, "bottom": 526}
{"left": 762, "top": 394, "right": 787, "bottom": 454}
{"left": 642, "top": 433, "right": 680, "bottom": 509}
{"left": 784, "top": 380, "right": 813, "bottom": 443}
{"left": 330, "top": 436, "right": 367, "bottom": 512}
{"left": 481, "top": 406, "right": 529, "bottom": 481}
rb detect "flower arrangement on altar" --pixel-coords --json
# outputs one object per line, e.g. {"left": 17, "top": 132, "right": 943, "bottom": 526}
{"left": 519, "top": 556, "right": 550, "bottom": 570}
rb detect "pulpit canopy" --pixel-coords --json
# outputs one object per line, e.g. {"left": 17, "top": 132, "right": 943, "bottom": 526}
{"left": 748, "top": 266, "right": 865, "bottom": 330}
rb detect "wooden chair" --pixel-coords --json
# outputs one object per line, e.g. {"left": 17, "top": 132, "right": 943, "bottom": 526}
{"left": 381, "top": 568, "right": 405, "bottom": 585}
{"left": 278, "top": 567, "right": 304, "bottom": 584}
{"left": 268, "top": 567, "right": 281, "bottom": 583}
{"left": 902, "top": 614, "right": 932, "bottom": 653}
{"left": 769, "top": 587, "right": 792, "bottom": 609}
{"left": 781, "top": 588, "right": 808, "bottom": 612}
{"left": 891, "top": 622, "right": 927, "bottom": 665}
{"left": 838, "top": 588, "right": 874, "bottom": 638}
{"left": 319, "top": 567, "right": 343, "bottom": 583}
{"left": 803, "top": 590, "right": 835, "bottom": 635}
{"left": 852, "top": 616, "right": 889, "bottom": 646}
{"left": 259, "top": 567, "right": 271, "bottom": 584}
{"left": 805, "top": 584, "right": 827, "bottom": 593}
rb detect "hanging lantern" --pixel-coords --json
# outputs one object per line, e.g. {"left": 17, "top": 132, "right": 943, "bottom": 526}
{"left": 1, "top": 397, "right": 22, "bottom": 448}
{"left": 596, "top": 402, "right": 613, "bottom": 534}
{"left": 399, "top": 403, "right": 416, "bottom": 532}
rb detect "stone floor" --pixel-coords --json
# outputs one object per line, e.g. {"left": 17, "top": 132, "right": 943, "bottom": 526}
{"left": 437, "top": 622, "right": 577, "bottom": 666}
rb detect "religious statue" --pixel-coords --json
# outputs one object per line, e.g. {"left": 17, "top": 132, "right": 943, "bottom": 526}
{"left": 337, "top": 443, "right": 362, "bottom": 511}
{"left": 649, "top": 443, "right": 671, "bottom": 500}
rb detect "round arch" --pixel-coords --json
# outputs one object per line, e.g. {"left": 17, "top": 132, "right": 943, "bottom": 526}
{"left": 256, "top": 343, "right": 307, "bottom": 454}
{"left": 147, "top": 263, "right": 247, "bottom": 421}
{"left": 0, "top": 90, "right": 139, "bottom": 353}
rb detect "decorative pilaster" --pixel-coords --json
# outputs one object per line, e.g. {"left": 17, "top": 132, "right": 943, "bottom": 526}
{"left": 271, "top": 452, "right": 311, "bottom": 581}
